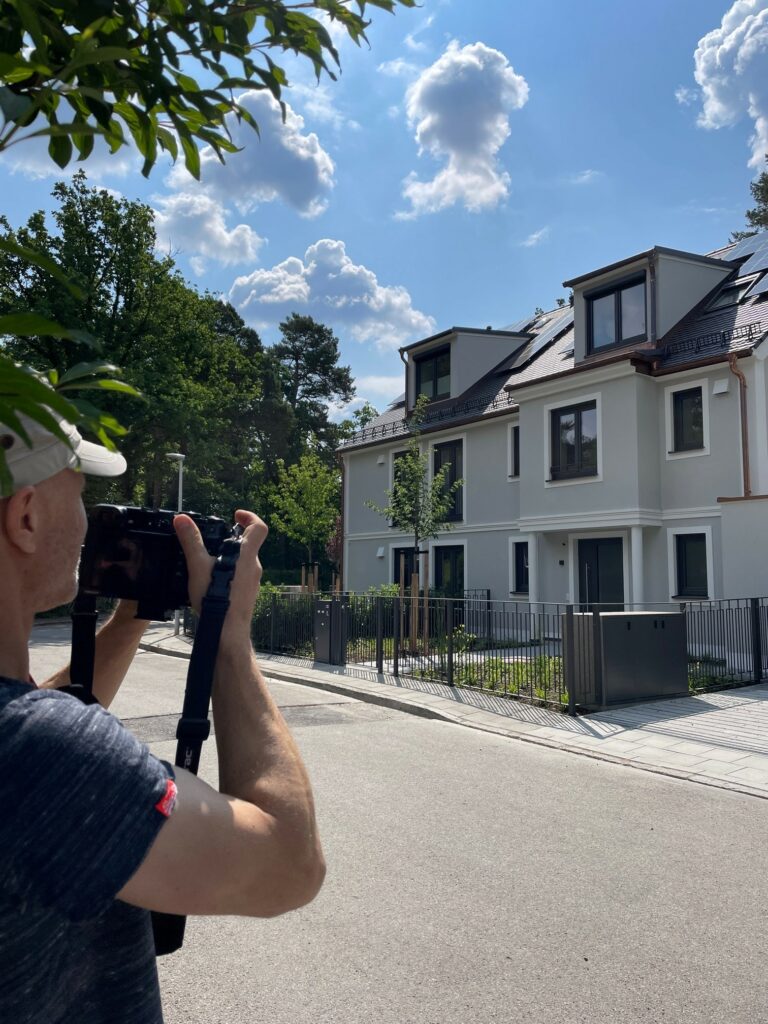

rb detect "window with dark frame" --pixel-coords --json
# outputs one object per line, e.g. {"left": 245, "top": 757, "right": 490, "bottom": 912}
{"left": 672, "top": 387, "right": 704, "bottom": 452}
{"left": 510, "top": 424, "right": 520, "bottom": 477}
{"left": 433, "top": 439, "right": 463, "bottom": 521}
{"left": 550, "top": 401, "right": 598, "bottom": 480}
{"left": 675, "top": 533, "right": 708, "bottom": 598}
{"left": 415, "top": 347, "right": 450, "bottom": 401}
{"left": 587, "top": 275, "right": 646, "bottom": 353}
{"left": 513, "top": 541, "right": 529, "bottom": 594}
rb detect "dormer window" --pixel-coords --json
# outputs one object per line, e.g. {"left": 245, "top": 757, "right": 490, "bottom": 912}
{"left": 706, "top": 279, "right": 755, "bottom": 311}
{"left": 586, "top": 274, "right": 646, "bottom": 353}
{"left": 415, "top": 347, "right": 450, "bottom": 401}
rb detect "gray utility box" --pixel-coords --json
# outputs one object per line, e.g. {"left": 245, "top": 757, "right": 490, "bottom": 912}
{"left": 570, "top": 612, "right": 688, "bottom": 710}
{"left": 314, "top": 599, "right": 347, "bottom": 666}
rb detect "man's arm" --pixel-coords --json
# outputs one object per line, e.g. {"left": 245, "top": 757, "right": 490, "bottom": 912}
{"left": 117, "top": 511, "right": 325, "bottom": 918}
{"left": 41, "top": 601, "right": 149, "bottom": 708}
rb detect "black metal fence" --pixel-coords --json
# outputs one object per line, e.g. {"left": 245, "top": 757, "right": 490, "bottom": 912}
{"left": 186, "top": 593, "right": 768, "bottom": 714}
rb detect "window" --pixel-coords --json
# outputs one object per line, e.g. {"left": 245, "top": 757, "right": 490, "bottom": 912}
{"left": 509, "top": 424, "right": 520, "bottom": 478}
{"left": 513, "top": 542, "right": 529, "bottom": 594}
{"left": 393, "top": 547, "right": 417, "bottom": 589}
{"left": 433, "top": 439, "right": 463, "bottom": 521}
{"left": 415, "top": 347, "right": 450, "bottom": 401}
{"left": 550, "top": 401, "right": 598, "bottom": 480}
{"left": 665, "top": 380, "right": 709, "bottom": 460}
{"left": 672, "top": 387, "right": 704, "bottom": 452}
{"left": 675, "top": 533, "right": 708, "bottom": 598}
{"left": 706, "top": 280, "right": 754, "bottom": 311}
{"left": 587, "top": 275, "right": 646, "bottom": 352}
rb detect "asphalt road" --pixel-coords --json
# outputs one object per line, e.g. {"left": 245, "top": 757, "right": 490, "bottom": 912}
{"left": 31, "top": 624, "right": 768, "bottom": 1024}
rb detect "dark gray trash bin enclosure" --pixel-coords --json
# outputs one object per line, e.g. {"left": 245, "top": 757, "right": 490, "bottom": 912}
{"left": 314, "top": 598, "right": 347, "bottom": 666}
{"left": 570, "top": 611, "right": 688, "bottom": 710}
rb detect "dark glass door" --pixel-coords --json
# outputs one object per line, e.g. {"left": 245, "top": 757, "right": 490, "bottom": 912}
{"left": 434, "top": 545, "right": 465, "bottom": 598}
{"left": 578, "top": 538, "right": 624, "bottom": 610}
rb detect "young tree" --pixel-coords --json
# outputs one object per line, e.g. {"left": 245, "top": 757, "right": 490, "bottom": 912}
{"left": 733, "top": 156, "right": 768, "bottom": 240}
{"left": 365, "top": 396, "right": 463, "bottom": 578}
{"left": 270, "top": 451, "right": 340, "bottom": 564}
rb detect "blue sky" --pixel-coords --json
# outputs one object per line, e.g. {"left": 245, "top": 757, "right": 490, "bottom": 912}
{"left": 2, "top": 0, "right": 767, "bottom": 416}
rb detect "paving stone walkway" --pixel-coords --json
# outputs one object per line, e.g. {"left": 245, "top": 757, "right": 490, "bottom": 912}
{"left": 140, "top": 624, "right": 768, "bottom": 800}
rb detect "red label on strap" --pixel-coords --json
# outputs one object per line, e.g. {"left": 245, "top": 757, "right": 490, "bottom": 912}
{"left": 155, "top": 778, "right": 177, "bottom": 818}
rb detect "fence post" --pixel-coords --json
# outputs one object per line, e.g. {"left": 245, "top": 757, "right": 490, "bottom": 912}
{"left": 270, "top": 591, "right": 276, "bottom": 654}
{"left": 564, "top": 605, "right": 576, "bottom": 716}
{"left": 591, "top": 608, "right": 604, "bottom": 708}
{"left": 447, "top": 599, "right": 455, "bottom": 687}
{"left": 393, "top": 597, "right": 400, "bottom": 677}
{"left": 375, "top": 596, "right": 384, "bottom": 674}
{"left": 751, "top": 597, "right": 762, "bottom": 683}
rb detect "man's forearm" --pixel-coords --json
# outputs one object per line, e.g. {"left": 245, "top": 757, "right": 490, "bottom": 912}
{"left": 212, "top": 631, "right": 323, "bottom": 876}
{"left": 42, "top": 603, "right": 148, "bottom": 707}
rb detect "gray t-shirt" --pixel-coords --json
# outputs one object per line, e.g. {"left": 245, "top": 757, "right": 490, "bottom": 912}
{"left": 0, "top": 677, "right": 176, "bottom": 1024}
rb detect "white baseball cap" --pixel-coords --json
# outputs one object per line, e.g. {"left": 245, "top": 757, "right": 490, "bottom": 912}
{"left": 0, "top": 412, "right": 127, "bottom": 491}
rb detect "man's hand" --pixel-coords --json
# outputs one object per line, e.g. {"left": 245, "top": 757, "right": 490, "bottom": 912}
{"left": 41, "top": 599, "right": 150, "bottom": 706}
{"left": 173, "top": 510, "right": 268, "bottom": 635}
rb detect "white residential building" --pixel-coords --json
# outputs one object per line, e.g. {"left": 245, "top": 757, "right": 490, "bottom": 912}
{"left": 339, "top": 234, "right": 768, "bottom": 607}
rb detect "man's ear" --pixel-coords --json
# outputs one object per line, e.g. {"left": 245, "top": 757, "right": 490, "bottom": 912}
{"left": 2, "top": 486, "right": 39, "bottom": 555}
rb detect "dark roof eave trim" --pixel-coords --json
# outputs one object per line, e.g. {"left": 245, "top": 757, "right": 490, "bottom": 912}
{"left": 503, "top": 349, "right": 635, "bottom": 393}
{"left": 337, "top": 403, "right": 520, "bottom": 455}
{"left": 563, "top": 247, "right": 737, "bottom": 290}
{"left": 645, "top": 347, "right": 754, "bottom": 377}
{"left": 399, "top": 326, "right": 531, "bottom": 355}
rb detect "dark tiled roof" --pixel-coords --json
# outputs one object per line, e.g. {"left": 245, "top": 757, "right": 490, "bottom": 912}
{"left": 339, "top": 236, "right": 768, "bottom": 452}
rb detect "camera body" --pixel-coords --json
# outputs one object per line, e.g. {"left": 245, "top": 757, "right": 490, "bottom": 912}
{"left": 79, "top": 504, "right": 233, "bottom": 620}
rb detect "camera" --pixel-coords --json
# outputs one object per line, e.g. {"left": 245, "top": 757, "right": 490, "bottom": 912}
{"left": 78, "top": 504, "right": 235, "bottom": 621}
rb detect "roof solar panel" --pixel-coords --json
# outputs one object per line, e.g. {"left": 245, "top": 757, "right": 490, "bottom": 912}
{"left": 744, "top": 273, "right": 768, "bottom": 300}
{"left": 725, "top": 231, "right": 768, "bottom": 262}
{"left": 738, "top": 242, "right": 768, "bottom": 277}
{"left": 527, "top": 309, "right": 574, "bottom": 360}
{"left": 502, "top": 315, "right": 535, "bottom": 334}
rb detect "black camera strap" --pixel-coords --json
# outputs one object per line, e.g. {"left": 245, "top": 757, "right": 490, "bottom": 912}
{"left": 151, "top": 530, "right": 243, "bottom": 957}
{"left": 61, "top": 593, "right": 100, "bottom": 705}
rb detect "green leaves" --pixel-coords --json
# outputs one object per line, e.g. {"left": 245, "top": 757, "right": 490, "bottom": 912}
{"left": 0, "top": 354, "right": 138, "bottom": 494}
{"left": 366, "top": 395, "right": 464, "bottom": 553}
{"left": 271, "top": 452, "right": 340, "bottom": 562}
{"left": 0, "top": 1, "right": 416, "bottom": 178}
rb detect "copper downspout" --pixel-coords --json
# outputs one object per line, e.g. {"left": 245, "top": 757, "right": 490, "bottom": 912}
{"left": 728, "top": 353, "right": 752, "bottom": 497}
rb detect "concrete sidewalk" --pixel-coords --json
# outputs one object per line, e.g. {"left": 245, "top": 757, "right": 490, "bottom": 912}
{"left": 140, "top": 623, "right": 768, "bottom": 800}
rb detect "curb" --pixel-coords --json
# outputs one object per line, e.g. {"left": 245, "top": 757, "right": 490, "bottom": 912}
{"left": 138, "top": 641, "right": 768, "bottom": 802}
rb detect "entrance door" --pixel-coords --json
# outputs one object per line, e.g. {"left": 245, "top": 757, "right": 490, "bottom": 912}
{"left": 434, "top": 545, "right": 465, "bottom": 598}
{"left": 578, "top": 538, "right": 624, "bottom": 610}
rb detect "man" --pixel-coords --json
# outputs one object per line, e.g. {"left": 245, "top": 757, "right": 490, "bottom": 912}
{"left": 0, "top": 415, "right": 325, "bottom": 1024}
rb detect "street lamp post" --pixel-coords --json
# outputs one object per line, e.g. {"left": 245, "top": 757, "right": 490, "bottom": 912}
{"left": 166, "top": 452, "right": 186, "bottom": 635}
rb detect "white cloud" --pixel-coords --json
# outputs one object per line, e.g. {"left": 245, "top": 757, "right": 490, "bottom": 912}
{"left": 519, "top": 227, "right": 549, "bottom": 248}
{"left": 566, "top": 169, "right": 603, "bottom": 185}
{"left": 167, "top": 90, "right": 335, "bottom": 217}
{"left": 378, "top": 57, "right": 421, "bottom": 78}
{"left": 397, "top": 40, "right": 529, "bottom": 217}
{"left": 0, "top": 133, "right": 139, "bottom": 180}
{"left": 289, "top": 82, "right": 360, "bottom": 132}
{"left": 675, "top": 85, "right": 699, "bottom": 106}
{"left": 690, "top": 0, "right": 768, "bottom": 168}
{"left": 229, "top": 239, "right": 435, "bottom": 349}
{"left": 153, "top": 191, "right": 265, "bottom": 269}
{"left": 404, "top": 13, "right": 436, "bottom": 52}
